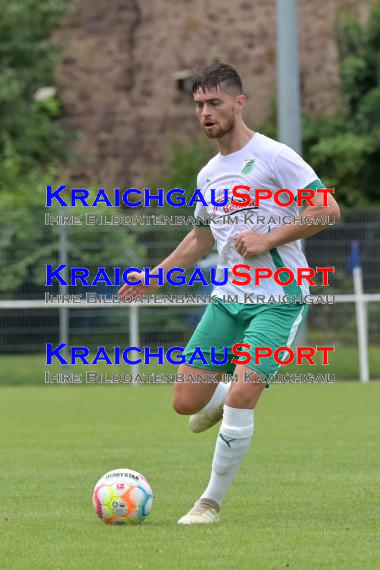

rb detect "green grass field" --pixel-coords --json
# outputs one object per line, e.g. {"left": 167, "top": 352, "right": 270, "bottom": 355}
{"left": 0, "top": 382, "right": 379, "bottom": 569}
{"left": 2, "top": 344, "right": 380, "bottom": 384}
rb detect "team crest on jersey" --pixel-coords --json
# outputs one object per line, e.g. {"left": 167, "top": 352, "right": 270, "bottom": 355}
{"left": 241, "top": 158, "right": 255, "bottom": 175}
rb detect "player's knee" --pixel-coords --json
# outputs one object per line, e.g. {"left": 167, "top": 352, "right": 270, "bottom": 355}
{"left": 225, "top": 392, "right": 250, "bottom": 409}
{"left": 172, "top": 395, "right": 199, "bottom": 415}
{"left": 225, "top": 384, "right": 266, "bottom": 409}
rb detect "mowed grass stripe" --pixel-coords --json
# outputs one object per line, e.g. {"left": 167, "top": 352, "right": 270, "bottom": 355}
{"left": 1, "top": 345, "right": 380, "bottom": 384}
{"left": 0, "top": 383, "right": 378, "bottom": 569}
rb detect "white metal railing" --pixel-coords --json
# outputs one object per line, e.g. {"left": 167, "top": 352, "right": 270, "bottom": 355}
{"left": 1, "top": 293, "right": 379, "bottom": 382}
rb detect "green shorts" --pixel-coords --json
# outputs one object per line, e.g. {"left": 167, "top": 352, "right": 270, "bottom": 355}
{"left": 184, "top": 299, "right": 309, "bottom": 379}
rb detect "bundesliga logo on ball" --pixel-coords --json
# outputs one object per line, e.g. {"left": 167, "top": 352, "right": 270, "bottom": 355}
{"left": 92, "top": 469, "right": 153, "bottom": 525}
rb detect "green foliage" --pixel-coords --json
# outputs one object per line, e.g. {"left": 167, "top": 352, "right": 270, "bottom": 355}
{"left": 147, "top": 135, "right": 215, "bottom": 263}
{"left": 153, "top": 134, "right": 214, "bottom": 202}
{"left": 0, "top": 0, "right": 68, "bottom": 294}
{"left": 0, "top": 1, "right": 145, "bottom": 295}
{"left": 0, "top": 0, "right": 70, "bottom": 192}
{"left": 0, "top": 177, "right": 146, "bottom": 294}
{"left": 303, "top": 1, "right": 380, "bottom": 206}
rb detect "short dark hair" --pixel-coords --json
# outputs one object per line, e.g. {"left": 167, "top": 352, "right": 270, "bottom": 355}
{"left": 191, "top": 63, "right": 243, "bottom": 95}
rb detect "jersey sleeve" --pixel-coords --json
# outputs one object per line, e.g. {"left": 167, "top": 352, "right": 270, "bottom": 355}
{"left": 272, "top": 145, "right": 321, "bottom": 196}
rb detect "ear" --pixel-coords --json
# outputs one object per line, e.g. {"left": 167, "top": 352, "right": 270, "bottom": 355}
{"left": 235, "top": 94, "right": 246, "bottom": 112}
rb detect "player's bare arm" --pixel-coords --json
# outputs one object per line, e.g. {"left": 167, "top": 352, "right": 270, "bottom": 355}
{"left": 234, "top": 192, "right": 341, "bottom": 257}
{"left": 118, "top": 226, "right": 214, "bottom": 298}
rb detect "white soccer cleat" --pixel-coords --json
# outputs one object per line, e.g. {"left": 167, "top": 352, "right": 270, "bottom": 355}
{"left": 177, "top": 499, "right": 220, "bottom": 525}
{"left": 189, "top": 381, "right": 232, "bottom": 433}
{"left": 189, "top": 402, "right": 224, "bottom": 433}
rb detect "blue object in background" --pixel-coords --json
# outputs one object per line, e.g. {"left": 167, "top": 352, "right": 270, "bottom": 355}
{"left": 348, "top": 240, "right": 361, "bottom": 273}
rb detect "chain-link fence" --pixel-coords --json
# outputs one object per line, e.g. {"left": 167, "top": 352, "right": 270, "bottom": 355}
{"left": 1, "top": 207, "right": 379, "bottom": 380}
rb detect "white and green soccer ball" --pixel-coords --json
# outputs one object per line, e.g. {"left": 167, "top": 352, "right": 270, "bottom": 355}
{"left": 92, "top": 468, "right": 153, "bottom": 525}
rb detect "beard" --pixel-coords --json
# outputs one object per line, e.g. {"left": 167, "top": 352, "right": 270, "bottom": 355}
{"left": 203, "top": 115, "right": 235, "bottom": 139}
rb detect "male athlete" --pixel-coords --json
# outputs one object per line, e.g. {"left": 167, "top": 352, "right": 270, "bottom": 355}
{"left": 119, "top": 63, "right": 340, "bottom": 524}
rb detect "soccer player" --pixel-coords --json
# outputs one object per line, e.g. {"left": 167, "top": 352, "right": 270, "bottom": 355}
{"left": 119, "top": 63, "right": 340, "bottom": 524}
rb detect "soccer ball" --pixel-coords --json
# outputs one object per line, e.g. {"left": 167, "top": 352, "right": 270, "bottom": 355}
{"left": 92, "top": 468, "right": 153, "bottom": 525}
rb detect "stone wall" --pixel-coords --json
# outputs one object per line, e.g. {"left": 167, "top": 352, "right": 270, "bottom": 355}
{"left": 52, "top": 0, "right": 374, "bottom": 187}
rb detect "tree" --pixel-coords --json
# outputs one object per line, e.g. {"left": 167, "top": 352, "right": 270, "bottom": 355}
{"left": 0, "top": 1, "right": 145, "bottom": 296}
{"left": 303, "top": 1, "right": 380, "bottom": 206}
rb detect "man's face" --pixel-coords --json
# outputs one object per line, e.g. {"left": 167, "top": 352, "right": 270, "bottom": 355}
{"left": 193, "top": 86, "right": 241, "bottom": 139}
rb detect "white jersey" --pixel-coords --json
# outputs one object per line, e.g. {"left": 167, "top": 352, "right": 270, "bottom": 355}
{"left": 194, "top": 133, "right": 320, "bottom": 303}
